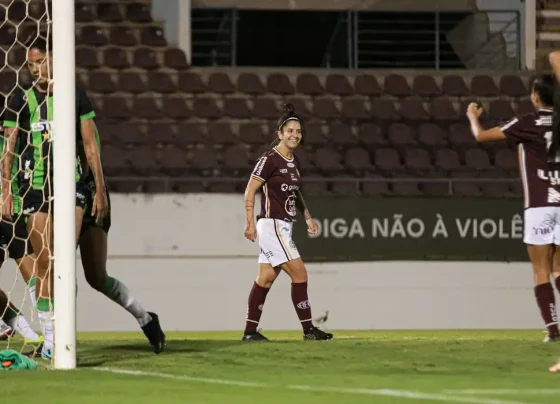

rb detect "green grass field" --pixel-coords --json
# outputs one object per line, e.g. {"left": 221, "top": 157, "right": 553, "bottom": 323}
{"left": 2, "top": 330, "right": 560, "bottom": 403}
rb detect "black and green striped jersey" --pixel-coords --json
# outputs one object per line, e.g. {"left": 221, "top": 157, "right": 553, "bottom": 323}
{"left": 0, "top": 115, "right": 22, "bottom": 215}
{"left": 3, "top": 86, "right": 96, "bottom": 192}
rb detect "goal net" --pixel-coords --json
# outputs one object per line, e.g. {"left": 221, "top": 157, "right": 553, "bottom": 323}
{"left": 0, "top": 0, "right": 77, "bottom": 368}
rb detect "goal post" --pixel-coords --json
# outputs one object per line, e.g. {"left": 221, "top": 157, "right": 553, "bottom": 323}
{"left": 52, "top": 0, "right": 77, "bottom": 370}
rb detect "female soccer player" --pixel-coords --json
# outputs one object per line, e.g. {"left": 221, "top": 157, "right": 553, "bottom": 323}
{"left": 2, "top": 34, "right": 108, "bottom": 359}
{"left": 466, "top": 73, "right": 560, "bottom": 342}
{"left": 77, "top": 129, "right": 166, "bottom": 354}
{"left": 242, "top": 104, "right": 333, "bottom": 341}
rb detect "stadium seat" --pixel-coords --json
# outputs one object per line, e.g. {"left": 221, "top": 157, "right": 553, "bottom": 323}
{"left": 237, "top": 73, "right": 266, "bottom": 95}
{"left": 325, "top": 74, "right": 353, "bottom": 96}
{"left": 208, "top": 73, "right": 236, "bottom": 94}
{"left": 384, "top": 74, "right": 411, "bottom": 97}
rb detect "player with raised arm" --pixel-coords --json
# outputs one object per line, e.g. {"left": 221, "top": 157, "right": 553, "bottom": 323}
{"left": 242, "top": 104, "right": 333, "bottom": 341}
{"left": 1, "top": 34, "right": 108, "bottom": 359}
{"left": 77, "top": 125, "right": 165, "bottom": 354}
{"left": 466, "top": 74, "right": 560, "bottom": 342}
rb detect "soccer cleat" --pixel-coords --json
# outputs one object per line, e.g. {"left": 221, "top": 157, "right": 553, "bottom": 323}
{"left": 303, "top": 326, "right": 333, "bottom": 341}
{"left": 543, "top": 334, "right": 560, "bottom": 343}
{"left": 0, "top": 324, "right": 14, "bottom": 341}
{"left": 141, "top": 312, "right": 166, "bottom": 354}
{"left": 242, "top": 331, "right": 269, "bottom": 341}
{"left": 40, "top": 345, "right": 53, "bottom": 360}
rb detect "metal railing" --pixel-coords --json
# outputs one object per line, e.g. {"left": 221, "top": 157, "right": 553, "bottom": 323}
{"left": 106, "top": 176, "right": 521, "bottom": 197}
{"left": 190, "top": 8, "right": 236, "bottom": 66}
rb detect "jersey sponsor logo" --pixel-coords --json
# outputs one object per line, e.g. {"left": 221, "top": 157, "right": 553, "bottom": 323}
{"left": 254, "top": 157, "right": 267, "bottom": 177}
{"left": 280, "top": 168, "right": 288, "bottom": 173}
{"left": 547, "top": 188, "right": 560, "bottom": 204}
{"left": 297, "top": 300, "right": 310, "bottom": 309}
{"left": 287, "top": 163, "right": 295, "bottom": 168}
{"left": 538, "top": 169, "right": 560, "bottom": 185}
{"left": 281, "top": 183, "right": 300, "bottom": 192}
{"left": 285, "top": 193, "right": 297, "bottom": 217}
{"left": 23, "top": 160, "right": 31, "bottom": 180}
{"left": 30, "top": 120, "right": 54, "bottom": 133}
{"left": 23, "top": 206, "right": 35, "bottom": 215}
{"left": 536, "top": 116, "right": 553, "bottom": 126}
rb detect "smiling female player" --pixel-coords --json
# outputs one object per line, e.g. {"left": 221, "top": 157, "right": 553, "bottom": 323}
{"left": 241, "top": 104, "right": 333, "bottom": 341}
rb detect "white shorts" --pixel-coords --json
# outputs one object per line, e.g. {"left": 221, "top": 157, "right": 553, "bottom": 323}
{"left": 524, "top": 207, "right": 560, "bottom": 245}
{"left": 257, "top": 218, "right": 300, "bottom": 267}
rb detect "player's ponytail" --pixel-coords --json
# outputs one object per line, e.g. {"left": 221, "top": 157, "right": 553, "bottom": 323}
{"left": 271, "top": 103, "right": 303, "bottom": 147}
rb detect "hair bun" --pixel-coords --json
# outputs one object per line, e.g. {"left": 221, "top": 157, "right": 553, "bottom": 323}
{"left": 283, "top": 103, "right": 295, "bottom": 115}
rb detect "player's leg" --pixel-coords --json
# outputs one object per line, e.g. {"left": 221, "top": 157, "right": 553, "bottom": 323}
{"left": 242, "top": 262, "right": 281, "bottom": 341}
{"left": 79, "top": 227, "right": 165, "bottom": 353}
{"left": 10, "top": 215, "right": 38, "bottom": 309}
{"left": 0, "top": 288, "right": 39, "bottom": 342}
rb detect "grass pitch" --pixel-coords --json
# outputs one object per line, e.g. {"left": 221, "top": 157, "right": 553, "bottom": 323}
{"left": 2, "top": 330, "right": 560, "bottom": 403}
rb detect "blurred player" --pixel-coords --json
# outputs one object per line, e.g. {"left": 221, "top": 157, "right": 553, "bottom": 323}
{"left": 2, "top": 34, "right": 108, "bottom": 359}
{"left": 242, "top": 103, "right": 333, "bottom": 341}
{"left": 77, "top": 128, "right": 166, "bottom": 354}
{"left": 466, "top": 74, "right": 560, "bottom": 342}
{"left": 0, "top": 289, "right": 40, "bottom": 344}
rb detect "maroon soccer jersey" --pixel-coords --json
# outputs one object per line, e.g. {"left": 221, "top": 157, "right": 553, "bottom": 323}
{"left": 500, "top": 108, "right": 560, "bottom": 208}
{"left": 251, "top": 147, "right": 301, "bottom": 222}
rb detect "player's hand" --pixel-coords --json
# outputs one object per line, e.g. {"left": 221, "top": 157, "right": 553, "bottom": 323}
{"left": 244, "top": 220, "right": 257, "bottom": 242}
{"left": 466, "top": 102, "right": 483, "bottom": 120}
{"left": 1, "top": 191, "right": 13, "bottom": 220}
{"left": 306, "top": 217, "right": 318, "bottom": 236}
{"left": 91, "top": 188, "right": 109, "bottom": 223}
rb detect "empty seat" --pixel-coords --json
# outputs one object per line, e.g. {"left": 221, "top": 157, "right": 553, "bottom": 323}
{"left": 126, "top": 3, "right": 153, "bottom": 22}
{"left": 164, "top": 48, "right": 189, "bottom": 69}
{"left": 331, "top": 181, "right": 359, "bottom": 195}
{"left": 239, "top": 123, "right": 264, "bottom": 144}
{"left": 97, "top": 3, "right": 123, "bottom": 22}
{"left": 325, "top": 74, "right": 353, "bottom": 96}
{"left": 284, "top": 97, "right": 311, "bottom": 119}
{"left": 405, "top": 148, "right": 432, "bottom": 173}
{"left": 294, "top": 148, "right": 315, "bottom": 173}
{"left": 435, "top": 149, "right": 462, "bottom": 172}
{"left": 430, "top": 98, "right": 459, "bottom": 121}
{"left": 494, "top": 149, "right": 518, "bottom": 171}
{"left": 191, "top": 147, "right": 219, "bottom": 174}
{"left": 392, "top": 180, "right": 422, "bottom": 196}
{"left": 314, "top": 147, "right": 344, "bottom": 174}
{"left": 237, "top": 73, "right": 266, "bottom": 95}
{"left": 6, "top": 1, "right": 27, "bottom": 22}
{"left": 362, "top": 175, "right": 390, "bottom": 196}
{"left": 0, "top": 25, "right": 16, "bottom": 46}
{"left": 312, "top": 99, "right": 340, "bottom": 119}
{"left": 178, "top": 72, "right": 206, "bottom": 93}
{"left": 88, "top": 71, "right": 117, "bottom": 94}
{"left": 76, "top": 3, "right": 95, "bottom": 22}
{"left": 418, "top": 123, "right": 447, "bottom": 148}
{"left": 207, "top": 73, "right": 235, "bottom": 94}
{"left": 159, "top": 147, "right": 187, "bottom": 176}
{"left": 103, "top": 95, "right": 131, "bottom": 119}
{"left": 413, "top": 75, "right": 441, "bottom": 97}
{"left": 329, "top": 122, "right": 356, "bottom": 146}
{"left": 354, "top": 74, "right": 382, "bottom": 96}
{"left": 358, "top": 123, "right": 386, "bottom": 147}
{"left": 0, "top": 71, "right": 17, "bottom": 95}
{"left": 341, "top": 99, "right": 369, "bottom": 120}
{"left": 80, "top": 26, "right": 108, "bottom": 46}
{"left": 223, "top": 145, "right": 250, "bottom": 171}
{"left": 499, "top": 75, "right": 527, "bottom": 98}
{"left": 384, "top": 74, "right": 411, "bottom": 97}
{"left": 301, "top": 180, "right": 328, "bottom": 196}
{"left": 148, "top": 71, "right": 177, "bottom": 93}
{"left": 465, "top": 149, "right": 492, "bottom": 170}
{"left": 388, "top": 123, "right": 417, "bottom": 148}
{"left": 161, "top": 96, "right": 190, "bottom": 119}
{"left": 76, "top": 47, "right": 100, "bottom": 69}
{"left": 303, "top": 123, "right": 327, "bottom": 147}
{"left": 471, "top": 75, "right": 500, "bottom": 97}
{"left": 370, "top": 99, "right": 399, "bottom": 120}
{"left": 267, "top": 73, "right": 294, "bottom": 94}
{"left": 104, "top": 47, "right": 130, "bottom": 69}
{"left": 118, "top": 72, "right": 148, "bottom": 93}
{"left": 134, "top": 48, "right": 160, "bottom": 70}
{"left": 109, "top": 26, "right": 137, "bottom": 46}
{"left": 141, "top": 27, "right": 167, "bottom": 47}
{"left": 488, "top": 100, "right": 515, "bottom": 122}
{"left": 132, "top": 97, "right": 162, "bottom": 119}
{"left": 399, "top": 99, "right": 430, "bottom": 121}
{"left": 177, "top": 122, "right": 207, "bottom": 145}
{"left": 442, "top": 75, "right": 469, "bottom": 97}
{"left": 454, "top": 182, "right": 482, "bottom": 197}
{"left": 296, "top": 73, "right": 324, "bottom": 95}
{"left": 208, "top": 123, "right": 236, "bottom": 145}
{"left": 449, "top": 123, "right": 477, "bottom": 148}
{"left": 374, "top": 148, "right": 403, "bottom": 173}
{"left": 223, "top": 97, "right": 251, "bottom": 118}
{"left": 253, "top": 98, "right": 279, "bottom": 119}
{"left": 192, "top": 98, "right": 221, "bottom": 119}
{"left": 344, "top": 148, "right": 372, "bottom": 172}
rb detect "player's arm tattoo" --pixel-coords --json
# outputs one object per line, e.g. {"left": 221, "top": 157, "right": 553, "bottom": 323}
{"left": 296, "top": 189, "right": 312, "bottom": 220}
{"left": 244, "top": 177, "right": 262, "bottom": 226}
{"left": 1, "top": 127, "right": 18, "bottom": 192}
{"left": 81, "top": 119, "right": 105, "bottom": 191}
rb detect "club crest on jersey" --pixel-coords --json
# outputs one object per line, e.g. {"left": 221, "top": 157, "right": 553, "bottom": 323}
{"left": 287, "top": 163, "right": 295, "bottom": 168}
{"left": 285, "top": 193, "right": 297, "bottom": 217}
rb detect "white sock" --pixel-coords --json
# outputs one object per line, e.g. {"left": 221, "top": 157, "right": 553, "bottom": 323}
{"left": 37, "top": 310, "right": 54, "bottom": 350}
{"left": 5, "top": 315, "right": 39, "bottom": 341}
{"left": 27, "top": 278, "right": 37, "bottom": 313}
{"left": 104, "top": 277, "right": 152, "bottom": 327}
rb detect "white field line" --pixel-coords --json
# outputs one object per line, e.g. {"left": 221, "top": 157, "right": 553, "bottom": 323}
{"left": 443, "top": 389, "right": 560, "bottom": 396}
{"left": 93, "top": 367, "right": 525, "bottom": 404}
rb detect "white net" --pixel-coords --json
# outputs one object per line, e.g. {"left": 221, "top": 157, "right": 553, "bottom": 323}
{"left": 0, "top": 0, "right": 51, "bottom": 358}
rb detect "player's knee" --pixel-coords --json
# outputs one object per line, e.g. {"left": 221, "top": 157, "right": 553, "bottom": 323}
{"left": 85, "top": 273, "right": 104, "bottom": 291}
{"left": 533, "top": 266, "right": 551, "bottom": 285}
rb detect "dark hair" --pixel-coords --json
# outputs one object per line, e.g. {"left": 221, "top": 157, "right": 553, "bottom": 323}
{"left": 272, "top": 103, "right": 303, "bottom": 146}
{"left": 25, "top": 32, "right": 52, "bottom": 54}
{"left": 533, "top": 74, "right": 555, "bottom": 107}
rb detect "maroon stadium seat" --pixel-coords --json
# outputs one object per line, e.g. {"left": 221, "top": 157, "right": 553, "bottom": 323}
{"left": 465, "top": 149, "right": 492, "bottom": 171}
{"left": 104, "top": 47, "right": 130, "bottom": 69}
{"left": 296, "top": 73, "right": 325, "bottom": 96}
{"left": 312, "top": 98, "right": 340, "bottom": 120}
{"left": 488, "top": 100, "right": 515, "bottom": 122}
{"left": 178, "top": 72, "right": 206, "bottom": 93}
{"left": 405, "top": 148, "right": 433, "bottom": 173}
{"left": 341, "top": 99, "right": 369, "bottom": 120}
{"left": 161, "top": 96, "right": 191, "bottom": 119}
{"left": 88, "top": 71, "right": 117, "bottom": 94}
{"left": 388, "top": 123, "right": 417, "bottom": 148}
{"left": 239, "top": 122, "right": 265, "bottom": 145}
{"left": 358, "top": 123, "right": 386, "bottom": 148}
{"left": 126, "top": 3, "right": 153, "bottom": 22}
{"left": 303, "top": 123, "right": 328, "bottom": 148}
{"left": 284, "top": 97, "right": 312, "bottom": 119}
{"left": 413, "top": 75, "right": 441, "bottom": 97}
{"left": 499, "top": 75, "right": 527, "bottom": 97}
{"left": 141, "top": 27, "right": 167, "bottom": 47}
{"left": 374, "top": 148, "right": 403, "bottom": 173}
{"left": 76, "top": 3, "right": 95, "bottom": 22}
{"left": 399, "top": 99, "right": 430, "bottom": 121}
{"left": 344, "top": 148, "right": 372, "bottom": 172}
{"left": 192, "top": 97, "right": 221, "bottom": 119}
{"left": 328, "top": 122, "right": 357, "bottom": 147}
{"left": 79, "top": 26, "right": 109, "bottom": 46}
{"left": 208, "top": 73, "right": 236, "bottom": 94}
{"left": 253, "top": 98, "right": 279, "bottom": 119}
{"left": 354, "top": 74, "right": 382, "bottom": 96}
{"left": 331, "top": 180, "right": 359, "bottom": 195}
{"left": 109, "top": 26, "right": 137, "bottom": 47}
{"left": 267, "top": 73, "right": 295, "bottom": 95}
{"left": 325, "top": 74, "right": 354, "bottom": 96}
{"left": 97, "top": 3, "right": 124, "bottom": 22}
{"left": 430, "top": 98, "right": 459, "bottom": 121}
{"left": 314, "top": 147, "right": 344, "bottom": 175}
{"left": 471, "top": 75, "right": 500, "bottom": 97}
{"left": 384, "top": 74, "right": 411, "bottom": 97}
{"left": 362, "top": 175, "right": 390, "bottom": 196}
{"left": 442, "top": 75, "right": 469, "bottom": 97}
{"left": 118, "top": 72, "right": 148, "bottom": 94}
{"left": 370, "top": 99, "right": 400, "bottom": 121}
{"left": 147, "top": 71, "right": 178, "bottom": 94}
{"left": 223, "top": 97, "right": 251, "bottom": 119}
{"left": 435, "top": 149, "right": 462, "bottom": 172}
{"left": 76, "top": 47, "right": 100, "bottom": 69}
{"left": 164, "top": 48, "right": 189, "bottom": 70}
{"left": 418, "top": 123, "right": 448, "bottom": 148}
{"left": 134, "top": 48, "right": 160, "bottom": 70}
{"left": 237, "top": 73, "right": 266, "bottom": 95}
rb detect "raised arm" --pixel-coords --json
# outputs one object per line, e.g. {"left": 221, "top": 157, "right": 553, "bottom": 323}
{"left": 550, "top": 51, "right": 560, "bottom": 83}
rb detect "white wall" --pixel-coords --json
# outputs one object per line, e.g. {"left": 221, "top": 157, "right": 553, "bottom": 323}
{"left": 0, "top": 194, "right": 543, "bottom": 333}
